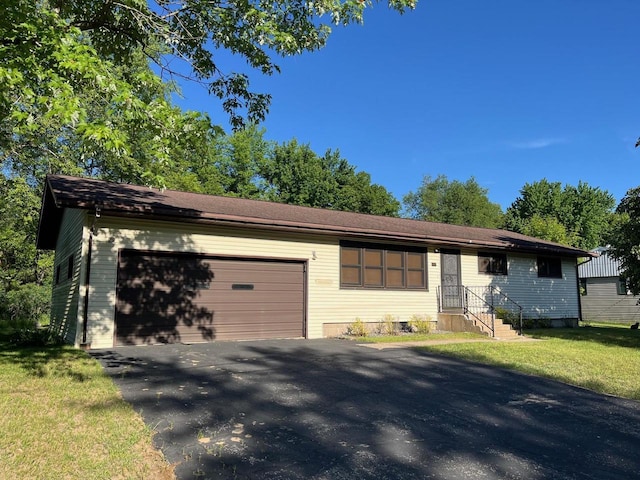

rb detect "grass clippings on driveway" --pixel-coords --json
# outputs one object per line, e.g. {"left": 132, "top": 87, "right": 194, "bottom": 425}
{"left": 417, "top": 324, "right": 640, "bottom": 401}
{"left": 0, "top": 343, "right": 174, "bottom": 480}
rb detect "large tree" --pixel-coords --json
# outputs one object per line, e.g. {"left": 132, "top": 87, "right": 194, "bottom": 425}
{"left": 403, "top": 175, "right": 503, "bottom": 228}
{"left": 163, "top": 123, "right": 271, "bottom": 197}
{"left": 0, "top": 176, "right": 53, "bottom": 324}
{"left": 607, "top": 187, "right": 640, "bottom": 295}
{"left": 2, "top": 0, "right": 416, "bottom": 134}
{"left": 259, "top": 140, "right": 400, "bottom": 216}
{"left": 1, "top": 0, "right": 418, "bottom": 188}
{"left": 503, "top": 179, "right": 615, "bottom": 250}
{"left": 1, "top": 2, "right": 221, "bottom": 189}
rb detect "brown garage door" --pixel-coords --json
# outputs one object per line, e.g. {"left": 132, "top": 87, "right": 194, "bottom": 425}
{"left": 115, "top": 251, "right": 306, "bottom": 345}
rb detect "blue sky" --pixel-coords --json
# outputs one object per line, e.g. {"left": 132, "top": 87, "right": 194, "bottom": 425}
{"left": 174, "top": 0, "right": 640, "bottom": 211}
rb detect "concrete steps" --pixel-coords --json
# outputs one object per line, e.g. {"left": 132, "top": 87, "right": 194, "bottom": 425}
{"left": 437, "top": 312, "right": 521, "bottom": 339}
{"left": 471, "top": 313, "right": 520, "bottom": 339}
{"left": 437, "top": 313, "right": 485, "bottom": 335}
{"left": 492, "top": 321, "right": 520, "bottom": 339}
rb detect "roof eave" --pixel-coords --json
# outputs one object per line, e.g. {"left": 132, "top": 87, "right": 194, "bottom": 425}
{"left": 36, "top": 179, "right": 63, "bottom": 250}
{"left": 99, "top": 208, "right": 592, "bottom": 257}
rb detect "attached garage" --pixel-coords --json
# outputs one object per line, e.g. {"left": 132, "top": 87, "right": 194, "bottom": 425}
{"left": 115, "top": 251, "right": 306, "bottom": 345}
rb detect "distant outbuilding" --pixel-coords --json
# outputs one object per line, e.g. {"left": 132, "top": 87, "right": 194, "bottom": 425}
{"left": 578, "top": 247, "right": 640, "bottom": 324}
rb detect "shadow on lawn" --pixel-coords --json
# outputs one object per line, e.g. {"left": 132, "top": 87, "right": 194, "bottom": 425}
{"left": 527, "top": 325, "right": 640, "bottom": 349}
{"left": 0, "top": 342, "right": 93, "bottom": 381}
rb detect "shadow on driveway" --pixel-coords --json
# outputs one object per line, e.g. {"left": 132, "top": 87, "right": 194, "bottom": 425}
{"left": 92, "top": 339, "right": 640, "bottom": 479}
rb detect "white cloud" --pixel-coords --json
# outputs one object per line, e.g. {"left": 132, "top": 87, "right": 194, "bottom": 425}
{"left": 507, "top": 138, "right": 567, "bottom": 149}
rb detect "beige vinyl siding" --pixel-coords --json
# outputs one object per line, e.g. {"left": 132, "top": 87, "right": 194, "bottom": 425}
{"left": 85, "top": 215, "right": 439, "bottom": 348}
{"left": 581, "top": 277, "right": 640, "bottom": 323}
{"left": 50, "top": 209, "right": 86, "bottom": 344}
{"left": 455, "top": 249, "right": 580, "bottom": 319}
{"left": 79, "top": 212, "right": 582, "bottom": 348}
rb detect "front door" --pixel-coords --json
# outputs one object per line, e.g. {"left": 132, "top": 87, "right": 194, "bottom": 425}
{"left": 440, "top": 249, "right": 463, "bottom": 310}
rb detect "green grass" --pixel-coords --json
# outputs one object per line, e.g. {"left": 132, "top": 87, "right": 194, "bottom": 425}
{"left": 580, "top": 321, "right": 632, "bottom": 329}
{"left": 353, "top": 332, "right": 488, "bottom": 343}
{"left": 417, "top": 325, "right": 640, "bottom": 401}
{"left": 0, "top": 339, "right": 174, "bottom": 480}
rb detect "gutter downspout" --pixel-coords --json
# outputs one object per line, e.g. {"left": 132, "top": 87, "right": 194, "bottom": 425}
{"left": 576, "top": 255, "right": 595, "bottom": 326}
{"left": 80, "top": 205, "right": 101, "bottom": 350}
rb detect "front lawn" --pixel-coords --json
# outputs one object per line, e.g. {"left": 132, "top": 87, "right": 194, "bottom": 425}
{"left": 418, "top": 324, "right": 640, "bottom": 401}
{"left": 0, "top": 340, "right": 174, "bottom": 479}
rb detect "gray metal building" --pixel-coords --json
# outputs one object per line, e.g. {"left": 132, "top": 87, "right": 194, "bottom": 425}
{"left": 578, "top": 247, "right": 639, "bottom": 324}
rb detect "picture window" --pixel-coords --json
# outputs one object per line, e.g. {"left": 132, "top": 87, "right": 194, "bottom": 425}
{"left": 340, "top": 242, "right": 427, "bottom": 290}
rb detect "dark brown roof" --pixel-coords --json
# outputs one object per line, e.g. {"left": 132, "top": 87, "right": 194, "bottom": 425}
{"left": 37, "top": 175, "right": 592, "bottom": 257}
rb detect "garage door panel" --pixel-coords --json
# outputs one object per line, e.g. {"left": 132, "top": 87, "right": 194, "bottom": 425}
{"left": 211, "top": 261, "right": 301, "bottom": 270}
{"left": 197, "top": 296, "right": 303, "bottom": 307}
{"left": 216, "top": 328, "right": 304, "bottom": 339}
{"left": 115, "top": 313, "right": 215, "bottom": 345}
{"left": 185, "top": 301, "right": 303, "bottom": 310}
{"left": 208, "top": 331, "right": 295, "bottom": 341}
{"left": 205, "top": 282, "right": 303, "bottom": 291}
{"left": 210, "top": 311, "right": 304, "bottom": 321}
{"left": 207, "top": 271, "right": 300, "bottom": 290}
{"left": 213, "top": 319, "right": 304, "bottom": 331}
{"left": 116, "top": 253, "right": 305, "bottom": 345}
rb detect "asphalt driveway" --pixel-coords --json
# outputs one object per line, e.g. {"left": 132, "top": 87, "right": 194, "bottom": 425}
{"left": 92, "top": 339, "right": 640, "bottom": 480}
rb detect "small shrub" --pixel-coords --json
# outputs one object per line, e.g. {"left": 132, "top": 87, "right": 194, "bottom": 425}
{"left": 4, "top": 283, "right": 51, "bottom": 327}
{"left": 378, "top": 314, "right": 399, "bottom": 336}
{"left": 346, "top": 318, "right": 368, "bottom": 337}
{"left": 9, "top": 326, "right": 63, "bottom": 347}
{"left": 522, "top": 317, "right": 553, "bottom": 329}
{"left": 494, "top": 307, "right": 521, "bottom": 325}
{"left": 5, "top": 317, "right": 37, "bottom": 332}
{"left": 407, "top": 314, "right": 432, "bottom": 334}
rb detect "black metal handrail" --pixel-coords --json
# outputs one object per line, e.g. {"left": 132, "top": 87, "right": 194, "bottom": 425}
{"left": 465, "top": 285, "right": 524, "bottom": 335}
{"left": 437, "top": 285, "right": 524, "bottom": 336}
{"left": 463, "top": 287, "right": 495, "bottom": 336}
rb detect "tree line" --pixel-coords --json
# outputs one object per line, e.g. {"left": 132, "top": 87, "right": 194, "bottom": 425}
{"left": 404, "top": 175, "right": 617, "bottom": 252}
